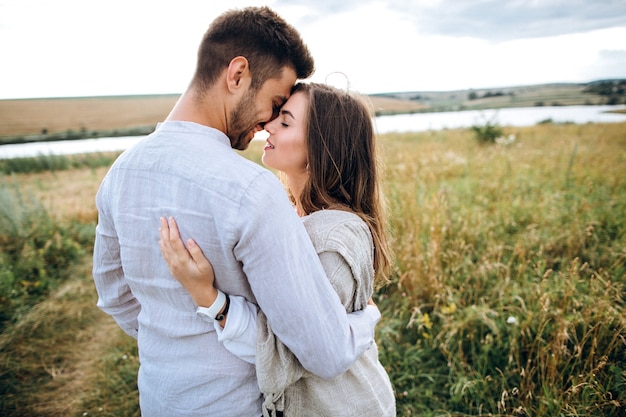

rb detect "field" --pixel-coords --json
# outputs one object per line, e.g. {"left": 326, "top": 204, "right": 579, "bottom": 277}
{"left": 0, "top": 122, "right": 625, "bottom": 416}
{"left": 2, "top": 80, "right": 621, "bottom": 144}
{"left": 0, "top": 95, "right": 179, "bottom": 142}
{"left": 378, "top": 82, "right": 622, "bottom": 111}
{"left": 0, "top": 94, "right": 426, "bottom": 143}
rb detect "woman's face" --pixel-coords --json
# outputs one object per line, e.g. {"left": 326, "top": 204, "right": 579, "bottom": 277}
{"left": 261, "top": 91, "right": 308, "bottom": 176}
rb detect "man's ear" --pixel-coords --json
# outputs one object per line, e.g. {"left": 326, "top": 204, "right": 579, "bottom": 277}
{"left": 226, "top": 56, "right": 251, "bottom": 93}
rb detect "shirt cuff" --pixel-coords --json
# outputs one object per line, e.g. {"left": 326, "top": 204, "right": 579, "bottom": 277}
{"left": 351, "top": 304, "right": 381, "bottom": 352}
{"left": 213, "top": 295, "right": 258, "bottom": 364}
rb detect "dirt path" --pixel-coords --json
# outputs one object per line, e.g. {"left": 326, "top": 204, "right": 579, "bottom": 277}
{"left": 31, "top": 279, "right": 124, "bottom": 416}
{"left": 0, "top": 260, "right": 134, "bottom": 416}
{"left": 0, "top": 166, "right": 139, "bottom": 416}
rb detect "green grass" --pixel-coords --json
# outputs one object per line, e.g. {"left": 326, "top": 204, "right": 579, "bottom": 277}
{"left": 0, "top": 122, "right": 624, "bottom": 416}
{"left": 0, "top": 152, "right": 120, "bottom": 175}
{"left": 0, "top": 125, "right": 155, "bottom": 146}
{"left": 0, "top": 179, "right": 94, "bottom": 329}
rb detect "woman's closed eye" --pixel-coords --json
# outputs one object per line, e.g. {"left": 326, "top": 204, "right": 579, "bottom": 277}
{"left": 278, "top": 108, "right": 295, "bottom": 127}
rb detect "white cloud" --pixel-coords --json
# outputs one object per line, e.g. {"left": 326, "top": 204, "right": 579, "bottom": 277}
{"left": 0, "top": 0, "right": 624, "bottom": 98}
{"left": 279, "top": 0, "right": 626, "bottom": 41}
{"left": 299, "top": 3, "right": 418, "bottom": 93}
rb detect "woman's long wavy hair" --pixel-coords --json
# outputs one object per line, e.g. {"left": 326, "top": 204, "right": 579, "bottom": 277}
{"left": 286, "top": 82, "right": 392, "bottom": 284}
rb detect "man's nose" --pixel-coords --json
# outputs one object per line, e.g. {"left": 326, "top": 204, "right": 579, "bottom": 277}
{"left": 264, "top": 119, "right": 276, "bottom": 133}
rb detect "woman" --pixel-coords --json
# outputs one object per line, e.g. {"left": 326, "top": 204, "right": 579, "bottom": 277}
{"left": 160, "top": 82, "right": 395, "bottom": 416}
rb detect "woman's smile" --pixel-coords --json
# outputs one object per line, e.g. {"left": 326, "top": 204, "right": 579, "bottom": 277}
{"left": 264, "top": 138, "right": 275, "bottom": 150}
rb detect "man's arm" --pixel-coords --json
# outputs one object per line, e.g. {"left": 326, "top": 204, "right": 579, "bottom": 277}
{"left": 159, "top": 216, "right": 380, "bottom": 372}
{"left": 233, "top": 173, "right": 377, "bottom": 378}
{"left": 92, "top": 187, "right": 140, "bottom": 338}
{"left": 217, "top": 296, "right": 380, "bottom": 371}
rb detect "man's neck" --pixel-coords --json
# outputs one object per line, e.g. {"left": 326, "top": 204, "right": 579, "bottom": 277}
{"left": 166, "top": 88, "right": 227, "bottom": 133}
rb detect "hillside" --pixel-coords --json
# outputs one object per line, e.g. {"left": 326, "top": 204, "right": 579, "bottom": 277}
{"left": 373, "top": 79, "right": 626, "bottom": 112}
{"left": 0, "top": 94, "right": 427, "bottom": 144}
{"left": 0, "top": 79, "right": 624, "bottom": 144}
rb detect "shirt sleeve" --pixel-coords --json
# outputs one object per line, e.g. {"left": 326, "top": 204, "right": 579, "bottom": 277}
{"left": 217, "top": 223, "right": 380, "bottom": 370}
{"left": 216, "top": 256, "right": 381, "bottom": 371}
{"left": 213, "top": 295, "right": 258, "bottom": 364}
{"left": 255, "top": 220, "right": 381, "bottom": 393}
{"left": 233, "top": 175, "right": 377, "bottom": 379}
{"left": 92, "top": 181, "right": 140, "bottom": 339}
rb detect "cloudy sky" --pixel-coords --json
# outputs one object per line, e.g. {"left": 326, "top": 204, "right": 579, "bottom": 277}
{"left": 0, "top": 0, "right": 625, "bottom": 99}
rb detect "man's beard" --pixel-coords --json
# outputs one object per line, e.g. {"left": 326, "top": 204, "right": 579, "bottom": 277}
{"left": 228, "top": 89, "right": 257, "bottom": 151}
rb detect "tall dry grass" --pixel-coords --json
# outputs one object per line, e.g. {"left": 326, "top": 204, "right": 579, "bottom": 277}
{"left": 377, "top": 122, "right": 625, "bottom": 415}
{"left": 0, "top": 122, "right": 624, "bottom": 416}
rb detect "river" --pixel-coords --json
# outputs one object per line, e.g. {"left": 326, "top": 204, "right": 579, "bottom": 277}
{"left": 1, "top": 105, "right": 625, "bottom": 159}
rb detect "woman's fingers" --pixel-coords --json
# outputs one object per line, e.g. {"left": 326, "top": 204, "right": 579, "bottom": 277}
{"left": 157, "top": 217, "right": 218, "bottom": 305}
{"left": 187, "top": 239, "right": 214, "bottom": 282}
{"left": 159, "top": 216, "right": 168, "bottom": 236}
{"left": 166, "top": 217, "right": 188, "bottom": 256}
{"left": 167, "top": 216, "right": 181, "bottom": 242}
{"left": 159, "top": 217, "right": 192, "bottom": 273}
{"left": 159, "top": 217, "right": 213, "bottom": 283}
{"left": 161, "top": 217, "right": 188, "bottom": 256}
{"left": 158, "top": 217, "right": 172, "bottom": 260}
{"left": 159, "top": 216, "right": 169, "bottom": 248}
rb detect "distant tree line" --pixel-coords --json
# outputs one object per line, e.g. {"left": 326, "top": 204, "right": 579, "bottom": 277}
{"left": 583, "top": 79, "right": 626, "bottom": 104}
{"left": 467, "top": 90, "right": 513, "bottom": 100}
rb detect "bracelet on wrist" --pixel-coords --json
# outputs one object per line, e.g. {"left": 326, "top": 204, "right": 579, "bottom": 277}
{"left": 215, "top": 294, "right": 230, "bottom": 321}
{"left": 195, "top": 289, "right": 227, "bottom": 322}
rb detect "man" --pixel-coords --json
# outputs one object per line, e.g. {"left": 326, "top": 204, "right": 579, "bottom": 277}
{"left": 92, "top": 7, "right": 379, "bottom": 416}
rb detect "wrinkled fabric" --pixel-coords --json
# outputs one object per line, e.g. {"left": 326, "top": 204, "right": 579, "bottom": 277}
{"left": 256, "top": 210, "right": 396, "bottom": 417}
{"left": 93, "top": 122, "right": 378, "bottom": 416}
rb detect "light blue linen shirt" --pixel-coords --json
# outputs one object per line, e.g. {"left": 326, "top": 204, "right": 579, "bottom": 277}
{"left": 92, "top": 121, "right": 376, "bottom": 417}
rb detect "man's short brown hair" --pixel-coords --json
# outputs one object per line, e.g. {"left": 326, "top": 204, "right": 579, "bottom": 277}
{"left": 193, "top": 6, "right": 315, "bottom": 91}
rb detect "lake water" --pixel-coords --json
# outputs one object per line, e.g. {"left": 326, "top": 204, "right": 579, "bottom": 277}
{"left": 2, "top": 105, "right": 625, "bottom": 159}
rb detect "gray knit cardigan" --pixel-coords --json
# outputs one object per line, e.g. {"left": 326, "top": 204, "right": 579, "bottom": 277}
{"left": 256, "top": 210, "right": 396, "bottom": 417}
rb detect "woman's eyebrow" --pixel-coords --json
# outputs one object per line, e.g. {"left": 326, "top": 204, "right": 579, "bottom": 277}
{"left": 280, "top": 109, "right": 295, "bottom": 120}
